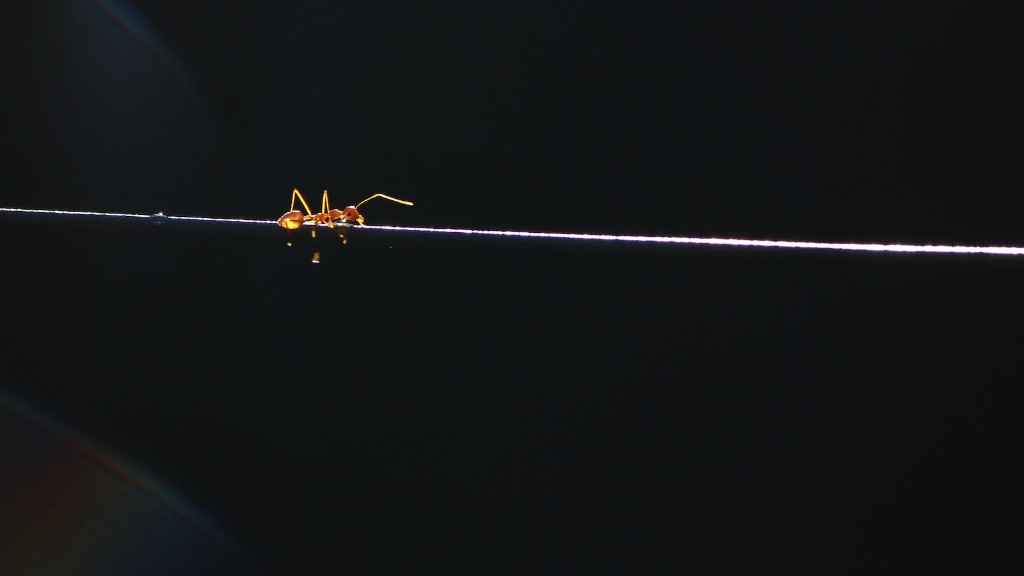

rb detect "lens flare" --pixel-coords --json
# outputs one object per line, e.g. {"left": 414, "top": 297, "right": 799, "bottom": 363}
{"left": 0, "top": 394, "right": 252, "bottom": 574}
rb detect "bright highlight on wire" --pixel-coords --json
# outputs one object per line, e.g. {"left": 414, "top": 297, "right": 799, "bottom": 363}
{"left": 2, "top": 206, "right": 1022, "bottom": 256}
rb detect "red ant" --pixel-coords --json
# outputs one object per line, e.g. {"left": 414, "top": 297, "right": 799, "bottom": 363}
{"left": 277, "top": 189, "right": 413, "bottom": 263}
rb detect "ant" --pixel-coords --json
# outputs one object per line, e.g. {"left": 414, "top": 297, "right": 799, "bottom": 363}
{"left": 277, "top": 188, "right": 413, "bottom": 263}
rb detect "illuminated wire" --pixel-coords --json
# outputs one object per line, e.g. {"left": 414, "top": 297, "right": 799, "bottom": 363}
{"left": 2, "top": 206, "right": 1022, "bottom": 256}
{"left": 0, "top": 207, "right": 272, "bottom": 225}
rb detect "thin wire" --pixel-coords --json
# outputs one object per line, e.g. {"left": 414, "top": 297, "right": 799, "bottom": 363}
{"left": 0, "top": 207, "right": 273, "bottom": 225}
{"left": 369, "top": 225, "right": 1024, "bottom": 255}
{"left": 2, "top": 206, "right": 1022, "bottom": 255}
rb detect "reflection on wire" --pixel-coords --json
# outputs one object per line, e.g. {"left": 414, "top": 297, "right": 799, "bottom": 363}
{"left": 2, "top": 206, "right": 1023, "bottom": 255}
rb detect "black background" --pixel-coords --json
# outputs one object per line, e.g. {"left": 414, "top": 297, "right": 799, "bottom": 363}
{"left": 2, "top": 1, "right": 1023, "bottom": 573}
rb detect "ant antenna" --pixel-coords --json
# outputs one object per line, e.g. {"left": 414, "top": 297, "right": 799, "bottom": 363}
{"left": 354, "top": 194, "right": 415, "bottom": 210}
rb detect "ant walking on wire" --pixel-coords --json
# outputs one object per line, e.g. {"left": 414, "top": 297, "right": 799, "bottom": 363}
{"left": 277, "top": 188, "right": 413, "bottom": 263}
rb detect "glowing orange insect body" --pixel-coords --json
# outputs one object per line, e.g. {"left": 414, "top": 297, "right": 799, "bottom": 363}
{"left": 277, "top": 189, "right": 413, "bottom": 262}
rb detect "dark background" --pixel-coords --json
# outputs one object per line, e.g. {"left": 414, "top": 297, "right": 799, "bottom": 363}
{"left": 2, "top": 1, "right": 1023, "bottom": 573}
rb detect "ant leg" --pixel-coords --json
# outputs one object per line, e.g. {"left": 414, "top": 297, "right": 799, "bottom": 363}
{"left": 328, "top": 224, "right": 349, "bottom": 245}
{"left": 324, "top": 218, "right": 350, "bottom": 245}
{"left": 310, "top": 225, "right": 320, "bottom": 262}
{"left": 291, "top": 188, "right": 314, "bottom": 216}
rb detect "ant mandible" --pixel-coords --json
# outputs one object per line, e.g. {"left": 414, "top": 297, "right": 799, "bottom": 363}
{"left": 277, "top": 189, "right": 413, "bottom": 263}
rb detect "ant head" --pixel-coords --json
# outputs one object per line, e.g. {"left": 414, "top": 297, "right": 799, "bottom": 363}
{"left": 340, "top": 206, "right": 365, "bottom": 225}
{"left": 277, "top": 210, "right": 306, "bottom": 230}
